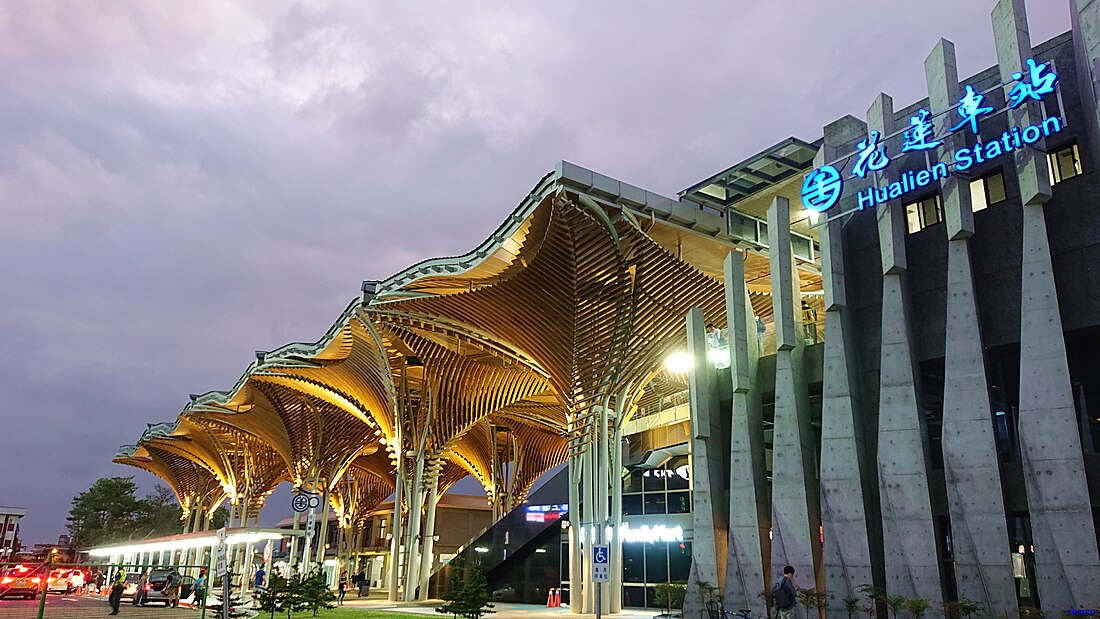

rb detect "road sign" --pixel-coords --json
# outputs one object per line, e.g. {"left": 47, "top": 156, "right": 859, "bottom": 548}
{"left": 216, "top": 527, "right": 227, "bottom": 543}
{"left": 215, "top": 544, "right": 228, "bottom": 577}
{"left": 592, "top": 544, "right": 610, "bottom": 583}
{"left": 306, "top": 508, "right": 316, "bottom": 532}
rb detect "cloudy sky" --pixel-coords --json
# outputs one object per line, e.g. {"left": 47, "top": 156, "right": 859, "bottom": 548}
{"left": 0, "top": 1, "right": 1070, "bottom": 544}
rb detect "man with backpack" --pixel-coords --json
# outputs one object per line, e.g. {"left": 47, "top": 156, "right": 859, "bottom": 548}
{"left": 770, "top": 565, "right": 798, "bottom": 619}
{"left": 165, "top": 568, "right": 181, "bottom": 607}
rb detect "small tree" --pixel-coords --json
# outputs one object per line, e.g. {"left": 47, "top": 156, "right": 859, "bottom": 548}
{"left": 884, "top": 594, "right": 908, "bottom": 619}
{"left": 903, "top": 597, "right": 930, "bottom": 619}
{"left": 943, "top": 598, "right": 984, "bottom": 619}
{"left": 255, "top": 575, "right": 289, "bottom": 619}
{"left": 299, "top": 569, "right": 336, "bottom": 617}
{"left": 796, "top": 589, "right": 828, "bottom": 619}
{"left": 654, "top": 582, "right": 687, "bottom": 617}
{"left": 435, "top": 560, "right": 494, "bottom": 619}
{"left": 844, "top": 596, "right": 863, "bottom": 619}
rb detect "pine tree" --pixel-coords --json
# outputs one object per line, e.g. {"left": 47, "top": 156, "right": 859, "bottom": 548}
{"left": 299, "top": 569, "right": 335, "bottom": 617}
{"left": 435, "top": 559, "right": 494, "bottom": 619}
{"left": 255, "top": 575, "right": 288, "bottom": 619}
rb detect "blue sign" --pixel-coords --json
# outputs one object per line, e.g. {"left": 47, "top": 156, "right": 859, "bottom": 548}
{"left": 801, "top": 58, "right": 1062, "bottom": 214}
{"left": 592, "top": 544, "right": 610, "bottom": 583}
{"left": 801, "top": 165, "right": 843, "bottom": 212}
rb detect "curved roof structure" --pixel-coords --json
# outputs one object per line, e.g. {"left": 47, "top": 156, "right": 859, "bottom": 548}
{"left": 115, "top": 161, "right": 815, "bottom": 526}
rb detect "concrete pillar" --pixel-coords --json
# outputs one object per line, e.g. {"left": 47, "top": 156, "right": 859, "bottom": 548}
{"left": 685, "top": 307, "right": 728, "bottom": 615}
{"left": 817, "top": 163, "right": 875, "bottom": 615}
{"left": 766, "top": 197, "right": 821, "bottom": 592}
{"left": 868, "top": 92, "right": 943, "bottom": 605}
{"left": 722, "top": 250, "right": 769, "bottom": 615}
{"left": 995, "top": 0, "right": 1100, "bottom": 611}
{"left": 925, "top": 36, "right": 1018, "bottom": 616}
{"left": 581, "top": 427, "right": 595, "bottom": 614}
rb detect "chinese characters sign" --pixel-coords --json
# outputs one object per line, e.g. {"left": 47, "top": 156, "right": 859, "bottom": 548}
{"left": 801, "top": 57, "right": 1062, "bottom": 214}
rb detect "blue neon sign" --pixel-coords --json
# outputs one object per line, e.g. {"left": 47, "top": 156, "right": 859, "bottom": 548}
{"left": 800, "top": 58, "right": 1062, "bottom": 214}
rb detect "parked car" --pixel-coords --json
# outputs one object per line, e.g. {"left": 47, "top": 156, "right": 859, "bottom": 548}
{"left": 120, "top": 572, "right": 142, "bottom": 600}
{"left": 140, "top": 569, "right": 195, "bottom": 606}
{"left": 0, "top": 565, "right": 46, "bottom": 600}
{"left": 46, "top": 569, "right": 75, "bottom": 594}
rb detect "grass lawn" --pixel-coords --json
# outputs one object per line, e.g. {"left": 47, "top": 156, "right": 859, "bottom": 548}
{"left": 259, "top": 610, "right": 428, "bottom": 619}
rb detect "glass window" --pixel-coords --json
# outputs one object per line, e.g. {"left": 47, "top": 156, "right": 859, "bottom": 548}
{"left": 623, "top": 586, "right": 646, "bottom": 607}
{"left": 970, "top": 172, "right": 1006, "bottom": 213}
{"left": 728, "top": 212, "right": 756, "bottom": 242}
{"left": 667, "top": 491, "right": 691, "bottom": 514}
{"left": 623, "top": 494, "right": 643, "bottom": 516}
{"left": 643, "top": 494, "right": 667, "bottom": 515}
{"left": 792, "top": 235, "right": 812, "bottom": 261}
{"left": 669, "top": 542, "right": 692, "bottom": 581}
{"left": 623, "top": 543, "right": 645, "bottom": 583}
{"left": 904, "top": 195, "right": 943, "bottom": 233}
{"left": 642, "top": 471, "right": 665, "bottom": 492}
{"left": 1048, "top": 144, "right": 1082, "bottom": 185}
{"left": 666, "top": 457, "right": 689, "bottom": 490}
{"left": 644, "top": 543, "right": 668, "bottom": 583}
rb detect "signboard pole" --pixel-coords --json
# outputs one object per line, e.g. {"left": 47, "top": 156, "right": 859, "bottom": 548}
{"left": 216, "top": 527, "right": 228, "bottom": 619}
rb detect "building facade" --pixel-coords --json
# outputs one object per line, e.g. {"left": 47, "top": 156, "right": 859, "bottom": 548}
{"left": 0, "top": 507, "right": 25, "bottom": 563}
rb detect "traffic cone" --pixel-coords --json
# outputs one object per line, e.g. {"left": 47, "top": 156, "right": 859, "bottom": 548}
{"left": 547, "top": 589, "right": 555, "bottom": 608}
{"left": 553, "top": 588, "right": 561, "bottom": 608}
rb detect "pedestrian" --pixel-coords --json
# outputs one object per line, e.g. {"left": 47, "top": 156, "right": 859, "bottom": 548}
{"left": 107, "top": 569, "right": 125, "bottom": 615}
{"left": 193, "top": 569, "right": 207, "bottom": 609}
{"left": 356, "top": 569, "right": 367, "bottom": 597}
{"left": 770, "top": 565, "right": 798, "bottom": 619}
{"left": 253, "top": 565, "right": 266, "bottom": 592}
{"left": 96, "top": 570, "right": 106, "bottom": 595}
{"left": 165, "top": 568, "right": 181, "bottom": 608}
{"left": 132, "top": 569, "right": 148, "bottom": 606}
{"left": 756, "top": 315, "right": 767, "bottom": 354}
{"left": 338, "top": 571, "right": 348, "bottom": 605}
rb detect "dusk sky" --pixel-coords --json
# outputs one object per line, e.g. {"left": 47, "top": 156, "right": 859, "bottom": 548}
{"left": 0, "top": 1, "right": 1070, "bottom": 545}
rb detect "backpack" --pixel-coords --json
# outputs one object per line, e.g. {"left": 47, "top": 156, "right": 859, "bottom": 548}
{"left": 167, "top": 572, "right": 180, "bottom": 586}
{"left": 770, "top": 576, "right": 795, "bottom": 609}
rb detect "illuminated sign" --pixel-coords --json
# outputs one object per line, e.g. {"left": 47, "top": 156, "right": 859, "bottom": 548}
{"left": 641, "top": 465, "right": 690, "bottom": 481}
{"left": 801, "top": 58, "right": 1062, "bottom": 215}
{"left": 525, "top": 504, "right": 568, "bottom": 523}
{"left": 620, "top": 524, "right": 684, "bottom": 544}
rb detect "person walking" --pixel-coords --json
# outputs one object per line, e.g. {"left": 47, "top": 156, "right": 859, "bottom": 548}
{"left": 132, "top": 569, "right": 148, "bottom": 606}
{"left": 356, "top": 569, "right": 367, "bottom": 597}
{"left": 107, "top": 569, "right": 125, "bottom": 615}
{"left": 253, "top": 565, "right": 266, "bottom": 592}
{"left": 165, "top": 568, "right": 181, "bottom": 608}
{"left": 193, "top": 569, "right": 207, "bottom": 609}
{"left": 337, "top": 571, "right": 348, "bottom": 605}
{"left": 770, "top": 565, "right": 798, "bottom": 619}
{"left": 95, "top": 570, "right": 106, "bottom": 595}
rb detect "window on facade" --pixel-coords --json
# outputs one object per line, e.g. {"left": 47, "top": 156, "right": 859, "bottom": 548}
{"left": 667, "top": 491, "right": 690, "bottom": 514}
{"left": 1048, "top": 143, "right": 1082, "bottom": 185}
{"left": 644, "top": 543, "right": 669, "bottom": 582}
{"left": 970, "top": 172, "right": 1007, "bottom": 213}
{"left": 623, "top": 544, "right": 644, "bottom": 583}
{"left": 623, "top": 494, "right": 643, "bottom": 516}
{"left": 643, "top": 494, "right": 667, "bottom": 515}
{"left": 904, "top": 195, "right": 943, "bottom": 233}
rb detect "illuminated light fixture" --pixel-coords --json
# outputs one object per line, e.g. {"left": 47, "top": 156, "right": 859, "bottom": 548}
{"left": 805, "top": 209, "right": 820, "bottom": 224}
{"left": 474, "top": 546, "right": 489, "bottom": 553}
{"left": 88, "top": 530, "right": 291, "bottom": 557}
{"left": 707, "top": 346, "right": 729, "bottom": 369}
{"left": 535, "top": 549, "right": 547, "bottom": 554}
{"left": 619, "top": 524, "right": 684, "bottom": 544}
{"left": 664, "top": 351, "right": 693, "bottom": 374}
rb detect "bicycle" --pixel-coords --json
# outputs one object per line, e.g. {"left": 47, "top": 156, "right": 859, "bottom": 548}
{"left": 706, "top": 600, "right": 766, "bottom": 619}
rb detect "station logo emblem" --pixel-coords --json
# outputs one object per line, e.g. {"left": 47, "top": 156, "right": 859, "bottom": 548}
{"left": 801, "top": 165, "right": 843, "bottom": 212}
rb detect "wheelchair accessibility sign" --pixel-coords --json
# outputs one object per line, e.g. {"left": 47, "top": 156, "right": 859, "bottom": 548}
{"left": 592, "top": 544, "right": 610, "bottom": 583}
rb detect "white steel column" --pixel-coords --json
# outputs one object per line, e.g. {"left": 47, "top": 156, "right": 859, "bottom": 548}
{"left": 568, "top": 448, "right": 582, "bottom": 614}
{"left": 416, "top": 476, "right": 440, "bottom": 601}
